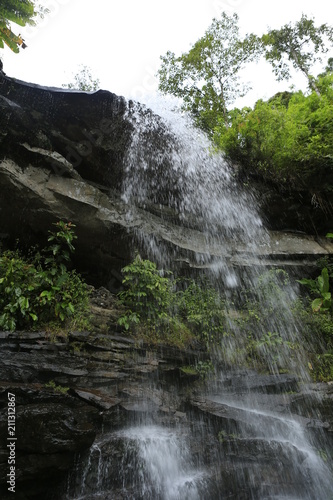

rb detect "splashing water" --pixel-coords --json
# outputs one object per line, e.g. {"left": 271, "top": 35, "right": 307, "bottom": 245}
{"left": 122, "top": 96, "right": 265, "bottom": 248}
{"left": 117, "top": 426, "right": 205, "bottom": 500}
{"left": 63, "top": 96, "right": 333, "bottom": 500}
{"left": 65, "top": 426, "right": 207, "bottom": 500}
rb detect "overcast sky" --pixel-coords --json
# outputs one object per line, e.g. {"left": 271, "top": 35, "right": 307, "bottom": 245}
{"left": 1, "top": 0, "right": 333, "bottom": 107}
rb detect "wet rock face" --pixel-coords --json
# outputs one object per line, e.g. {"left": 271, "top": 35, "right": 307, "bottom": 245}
{"left": 0, "top": 325, "right": 205, "bottom": 499}
{"left": 0, "top": 73, "right": 332, "bottom": 287}
{"left": 1, "top": 325, "right": 333, "bottom": 500}
{"left": 246, "top": 178, "right": 333, "bottom": 235}
{"left": 0, "top": 384, "right": 100, "bottom": 500}
{"left": 0, "top": 74, "right": 135, "bottom": 284}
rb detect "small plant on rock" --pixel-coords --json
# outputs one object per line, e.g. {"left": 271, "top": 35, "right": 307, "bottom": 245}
{"left": 0, "top": 221, "right": 90, "bottom": 331}
{"left": 118, "top": 255, "right": 174, "bottom": 327}
{"left": 298, "top": 233, "right": 333, "bottom": 314}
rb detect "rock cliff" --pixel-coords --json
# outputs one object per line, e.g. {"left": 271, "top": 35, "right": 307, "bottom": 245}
{"left": 0, "top": 71, "right": 333, "bottom": 498}
{"left": 0, "top": 73, "right": 332, "bottom": 287}
{"left": 1, "top": 290, "right": 332, "bottom": 499}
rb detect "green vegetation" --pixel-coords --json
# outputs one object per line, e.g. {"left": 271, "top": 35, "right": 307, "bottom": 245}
{"left": 62, "top": 65, "right": 100, "bottom": 92}
{"left": 225, "top": 269, "right": 301, "bottom": 374}
{"left": 117, "top": 257, "right": 333, "bottom": 381}
{"left": 44, "top": 380, "right": 69, "bottom": 394}
{"left": 178, "top": 280, "right": 226, "bottom": 342}
{"left": 180, "top": 361, "right": 214, "bottom": 379}
{"left": 158, "top": 12, "right": 260, "bottom": 132}
{"left": 261, "top": 15, "right": 333, "bottom": 95}
{"left": 158, "top": 13, "right": 333, "bottom": 192}
{"left": 0, "top": 221, "right": 90, "bottom": 331}
{"left": 296, "top": 234, "right": 333, "bottom": 381}
{"left": 0, "top": 1, "right": 48, "bottom": 53}
{"left": 118, "top": 255, "right": 173, "bottom": 327}
{"left": 218, "top": 429, "right": 239, "bottom": 443}
{"left": 117, "top": 255, "right": 226, "bottom": 348}
{"left": 213, "top": 77, "right": 333, "bottom": 188}
{"left": 298, "top": 233, "right": 333, "bottom": 313}
{"left": 299, "top": 267, "right": 332, "bottom": 313}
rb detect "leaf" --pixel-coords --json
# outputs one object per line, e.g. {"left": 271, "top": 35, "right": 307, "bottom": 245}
{"left": 312, "top": 297, "right": 323, "bottom": 312}
{"left": 297, "top": 278, "right": 315, "bottom": 286}
{"left": 67, "top": 303, "right": 75, "bottom": 314}
{"left": 320, "top": 268, "right": 330, "bottom": 294}
{"left": 18, "top": 296, "right": 29, "bottom": 309}
{"left": 325, "top": 233, "right": 333, "bottom": 239}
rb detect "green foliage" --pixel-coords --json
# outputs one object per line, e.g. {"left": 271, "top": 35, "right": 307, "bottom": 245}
{"left": 249, "top": 331, "right": 296, "bottom": 371}
{"left": 309, "top": 352, "right": 333, "bottom": 382}
{"left": 179, "top": 365, "right": 198, "bottom": 376}
{"left": 214, "top": 79, "right": 333, "bottom": 188}
{"left": 225, "top": 269, "right": 302, "bottom": 374}
{"left": 158, "top": 12, "right": 260, "bottom": 132}
{"left": 261, "top": 14, "right": 333, "bottom": 94}
{"left": 195, "top": 360, "right": 214, "bottom": 378}
{"left": 118, "top": 257, "right": 226, "bottom": 346}
{"left": 45, "top": 380, "right": 69, "bottom": 394}
{"left": 118, "top": 255, "right": 174, "bottom": 323}
{"left": 62, "top": 65, "right": 100, "bottom": 92}
{"left": 179, "top": 361, "right": 214, "bottom": 379}
{"left": 213, "top": 19, "right": 333, "bottom": 188}
{"left": 117, "top": 311, "right": 140, "bottom": 331}
{"left": 0, "top": 221, "right": 90, "bottom": 331}
{"left": 298, "top": 267, "right": 332, "bottom": 313}
{"left": 218, "top": 429, "right": 239, "bottom": 443}
{"left": 298, "top": 234, "right": 332, "bottom": 314}
{"left": 178, "top": 279, "right": 226, "bottom": 343}
{"left": 0, "top": 1, "right": 48, "bottom": 53}
{"left": 0, "top": 251, "right": 40, "bottom": 330}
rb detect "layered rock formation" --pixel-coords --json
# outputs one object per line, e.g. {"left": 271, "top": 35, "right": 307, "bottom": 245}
{"left": 1, "top": 71, "right": 333, "bottom": 498}
{"left": 1, "top": 294, "right": 332, "bottom": 499}
{"left": 0, "top": 72, "right": 332, "bottom": 287}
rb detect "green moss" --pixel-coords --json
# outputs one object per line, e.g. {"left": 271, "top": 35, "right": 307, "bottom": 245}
{"left": 44, "top": 380, "right": 69, "bottom": 394}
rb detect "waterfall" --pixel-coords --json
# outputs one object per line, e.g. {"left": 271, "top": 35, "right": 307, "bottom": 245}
{"left": 63, "top": 96, "right": 333, "bottom": 500}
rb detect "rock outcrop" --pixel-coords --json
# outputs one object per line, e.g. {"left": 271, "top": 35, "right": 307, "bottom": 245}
{"left": 1, "top": 324, "right": 332, "bottom": 499}
{"left": 0, "top": 73, "right": 332, "bottom": 287}
{"left": 1, "top": 71, "right": 332, "bottom": 498}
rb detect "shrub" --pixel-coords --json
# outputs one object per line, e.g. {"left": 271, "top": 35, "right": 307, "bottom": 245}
{"left": 118, "top": 255, "right": 174, "bottom": 326}
{"left": 118, "top": 256, "right": 226, "bottom": 346}
{"left": 178, "top": 279, "right": 226, "bottom": 343}
{"left": 0, "top": 221, "right": 90, "bottom": 331}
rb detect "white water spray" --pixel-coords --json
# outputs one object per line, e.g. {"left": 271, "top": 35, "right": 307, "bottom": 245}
{"left": 63, "top": 96, "right": 332, "bottom": 500}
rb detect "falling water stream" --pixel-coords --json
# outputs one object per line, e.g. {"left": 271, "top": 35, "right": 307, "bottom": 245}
{"left": 63, "top": 97, "right": 333, "bottom": 499}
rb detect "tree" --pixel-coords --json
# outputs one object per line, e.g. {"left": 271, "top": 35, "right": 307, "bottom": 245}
{"left": 157, "top": 12, "right": 260, "bottom": 132}
{"left": 62, "top": 65, "right": 100, "bottom": 92}
{"left": 213, "top": 78, "right": 333, "bottom": 188}
{"left": 261, "top": 15, "right": 333, "bottom": 96}
{"left": 0, "top": 1, "right": 47, "bottom": 53}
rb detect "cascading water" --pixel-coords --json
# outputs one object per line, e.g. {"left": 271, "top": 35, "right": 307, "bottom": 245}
{"left": 62, "top": 96, "right": 333, "bottom": 500}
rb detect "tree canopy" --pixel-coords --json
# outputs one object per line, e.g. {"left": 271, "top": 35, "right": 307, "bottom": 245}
{"left": 158, "top": 12, "right": 260, "bottom": 132}
{"left": 157, "top": 11, "right": 333, "bottom": 195}
{"left": 62, "top": 65, "right": 100, "bottom": 92}
{"left": 213, "top": 72, "right": 333, "bottom": 189}
{"left": 261, "top": 15, "right": 333, "bottom": 95}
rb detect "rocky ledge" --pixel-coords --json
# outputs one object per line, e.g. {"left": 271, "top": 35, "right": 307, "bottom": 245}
{"left": 1, "top": 316, "right": 333, "bottom": 498}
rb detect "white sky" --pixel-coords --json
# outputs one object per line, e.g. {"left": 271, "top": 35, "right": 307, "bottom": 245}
{"left": 1, "top": 0, "right": 333, "bottom": 107}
